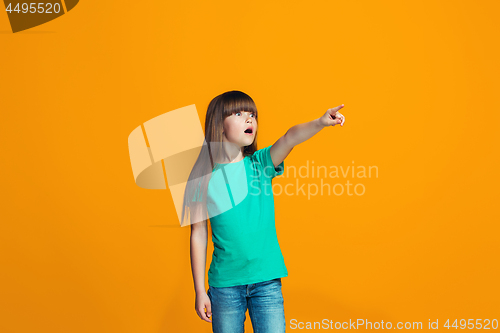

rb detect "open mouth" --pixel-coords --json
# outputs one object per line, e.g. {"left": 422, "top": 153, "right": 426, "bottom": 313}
{"left": 244, "top": 128, "right": 253, "bottom": 135}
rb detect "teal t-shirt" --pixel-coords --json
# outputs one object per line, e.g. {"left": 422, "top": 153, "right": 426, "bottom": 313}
{"left": 194, "top": 144, "right": 288, "bottom": 287}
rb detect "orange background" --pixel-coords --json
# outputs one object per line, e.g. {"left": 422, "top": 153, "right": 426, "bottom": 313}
{"left": 1, "top": 1, "right": 499, "bottom": 332}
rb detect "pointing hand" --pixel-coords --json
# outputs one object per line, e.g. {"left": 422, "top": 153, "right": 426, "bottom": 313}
{"left": 319, "top": 104, "right": 346, "bottom": 127}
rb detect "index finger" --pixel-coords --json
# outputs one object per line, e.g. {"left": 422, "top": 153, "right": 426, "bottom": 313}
{"left": 328, "top": 104, "right": 344, "bottom": 113}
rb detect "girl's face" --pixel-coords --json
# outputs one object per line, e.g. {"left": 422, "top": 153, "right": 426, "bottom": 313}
{"left": 222, "top": 110, "right": 257, "bottom": 147}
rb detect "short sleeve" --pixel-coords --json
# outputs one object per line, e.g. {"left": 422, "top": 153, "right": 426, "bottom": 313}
{"left": 253, "top": 144, "right": 285, "bottom": 179}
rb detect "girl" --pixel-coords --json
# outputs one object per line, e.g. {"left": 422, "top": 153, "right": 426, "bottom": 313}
{"left": 182, "top": 90, "right": 345, "bottom": 333}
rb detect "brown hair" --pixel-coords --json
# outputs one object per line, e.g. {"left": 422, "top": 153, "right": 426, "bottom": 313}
{"left": 180, "top": 90, "right": 259, "bottom": 227}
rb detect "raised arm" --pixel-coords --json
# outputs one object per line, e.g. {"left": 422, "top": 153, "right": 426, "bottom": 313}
{"left": 270, "top": 104, "right": 345, "bottom": 168}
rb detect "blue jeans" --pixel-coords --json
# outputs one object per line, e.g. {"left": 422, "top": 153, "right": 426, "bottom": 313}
{"left": 207, "top": 278, "right": 286, "bottom": 333}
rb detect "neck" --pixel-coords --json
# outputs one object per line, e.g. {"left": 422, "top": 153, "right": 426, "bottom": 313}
{"left": 217, "top": 141, "right": 244, "bottom": 164}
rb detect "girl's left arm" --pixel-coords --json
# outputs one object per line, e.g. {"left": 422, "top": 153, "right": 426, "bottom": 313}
{"left": 270, "top": 104, "right": 345, "bottom": 168}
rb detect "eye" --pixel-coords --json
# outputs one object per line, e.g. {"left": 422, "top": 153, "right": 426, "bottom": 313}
{"left": 234, "top": 111, "right": 255, "bottom": 117}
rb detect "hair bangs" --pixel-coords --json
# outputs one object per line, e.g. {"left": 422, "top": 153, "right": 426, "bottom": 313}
{"left": 222, "top": 91, "right": 258, "bottom": 120}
